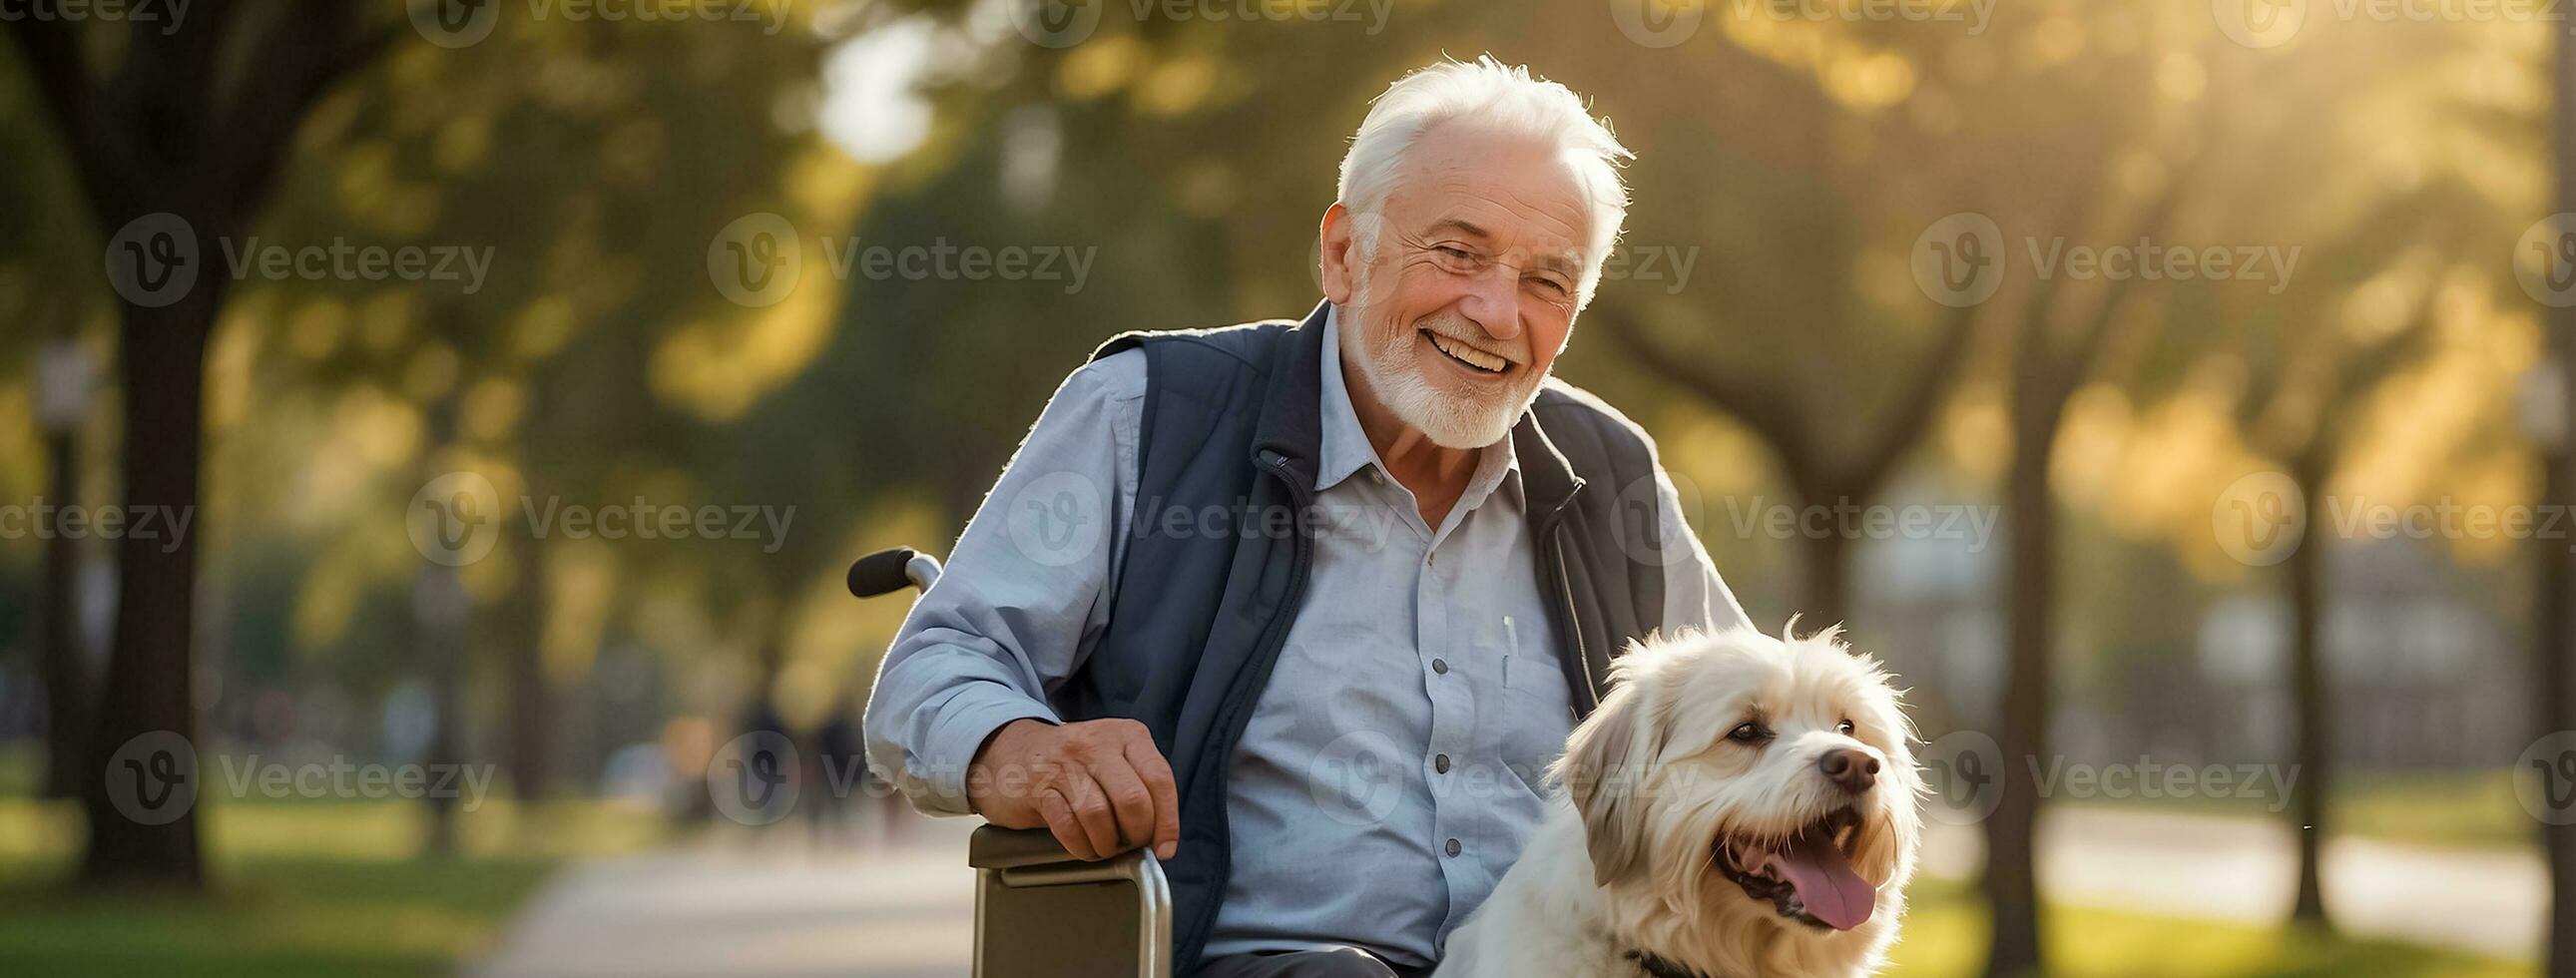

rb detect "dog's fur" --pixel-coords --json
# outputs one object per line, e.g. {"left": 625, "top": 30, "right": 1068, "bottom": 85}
{"left": 1435, "top": 625, "right": 1922, "bottom": 978}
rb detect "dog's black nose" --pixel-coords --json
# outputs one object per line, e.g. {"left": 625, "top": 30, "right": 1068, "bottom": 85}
{"left": 1819, "top": 747, "right": 1878, "bottom": 794}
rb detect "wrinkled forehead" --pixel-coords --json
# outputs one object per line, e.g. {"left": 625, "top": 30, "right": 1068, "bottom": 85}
{"left": 1380, "top": 123, "right": 1595, "bottom": 272}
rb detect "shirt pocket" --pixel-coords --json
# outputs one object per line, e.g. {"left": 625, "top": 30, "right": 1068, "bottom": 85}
{"left": 1495, "top": 616, "right": 1575, "bottom": 783}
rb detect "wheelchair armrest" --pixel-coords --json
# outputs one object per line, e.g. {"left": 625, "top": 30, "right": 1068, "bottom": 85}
{"left": 968, "top": 824, "right": 1175, "bottom": 977}
{"left": 969, "top": 825, "right": 1093, "bottom": 870}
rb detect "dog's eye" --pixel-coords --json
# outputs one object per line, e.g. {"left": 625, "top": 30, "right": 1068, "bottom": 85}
{"left": 1836, "top": 719, "right": 1856, "bottom": 735}
{"left": 1727, "top": 722, "right": 1770, "bottom": 743}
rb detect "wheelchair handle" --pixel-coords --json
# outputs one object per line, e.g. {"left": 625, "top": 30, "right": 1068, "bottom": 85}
{"left": 849, "top": 547, "right": 942, "bottom": 598}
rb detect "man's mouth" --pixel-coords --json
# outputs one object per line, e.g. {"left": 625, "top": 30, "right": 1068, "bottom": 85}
{"left": 1422, "top": 329, "right": 1511, "bottom": 375}
{"left": 1711, "top": 805, "right": 1875, "bottom": 931}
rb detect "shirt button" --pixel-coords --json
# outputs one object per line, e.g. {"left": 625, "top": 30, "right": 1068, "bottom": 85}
{"left": 1370, "top": 469, "right": 1385, "bottom": 486}
{"left": 1435, "top": 754, "right": 1451, "bottom": 773}
{"left": 1444, "top": 838, "right": 1462, "bottom": 857}
{"left": 1431, "top": 658, "right": 1449, "bottom": 675}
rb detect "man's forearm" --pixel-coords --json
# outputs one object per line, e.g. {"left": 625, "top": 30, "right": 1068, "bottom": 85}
{"left": 858, "top": 353, "right": 1146, "bottom": 815}
{"left": 863, "top": 639, "right": 1062, "bottom": 815}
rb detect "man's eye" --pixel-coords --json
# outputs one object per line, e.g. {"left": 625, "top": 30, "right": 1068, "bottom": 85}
{"left": 1727, "top": 723, "right": 1769, "bottom": 743}
{"left": 1431, "top": 245, "right": 1480, "bottom": 266}
{"left": 1527, "top": 275, "right": 1570, "bottom": 297}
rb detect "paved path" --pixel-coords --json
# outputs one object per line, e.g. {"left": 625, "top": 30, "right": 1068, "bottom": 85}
{"left": 1923, "top": 806, "right": 2544, "bottom": 961}
{"left": 474, "top": 813, "right": 979, "bottom": 978}
{"left": 475, "top": 806, "right": 2540, "bottom": 976}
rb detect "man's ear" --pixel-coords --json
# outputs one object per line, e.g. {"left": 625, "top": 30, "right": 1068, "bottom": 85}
{"left": 1318, "top": 203, "right": 1360, "bottom": 304}
{"left": 1555, "top": 678, "right": 1659, "bottom": 888}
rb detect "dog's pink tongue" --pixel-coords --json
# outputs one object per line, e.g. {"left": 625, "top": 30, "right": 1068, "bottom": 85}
{"left": 1774, "top": 832, "right": 1874, "bottom": 931}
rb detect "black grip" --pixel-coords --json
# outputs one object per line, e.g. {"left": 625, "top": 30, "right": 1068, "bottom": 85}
{"left": 848, "top": 547, "right": 921, "bottom": 598}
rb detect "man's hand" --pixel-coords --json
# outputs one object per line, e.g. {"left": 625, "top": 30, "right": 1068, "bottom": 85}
{"left": 968, "top": 718, "right": 1180, "bottom": 862}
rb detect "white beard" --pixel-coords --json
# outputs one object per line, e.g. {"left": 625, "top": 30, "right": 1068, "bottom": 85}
{"left": 1339, "top": 285, "right": 1545, "bottom": 450}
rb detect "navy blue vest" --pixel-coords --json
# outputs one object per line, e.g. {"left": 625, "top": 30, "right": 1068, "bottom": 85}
{"left": 1078, "top": 303, "right": 1672, "bottom": 974}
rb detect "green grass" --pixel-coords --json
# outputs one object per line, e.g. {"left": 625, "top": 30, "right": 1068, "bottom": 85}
{"left": 2069, "top": 767, "right": 2532, "bottom": 852}
{"left": 0, "top": 855, "right": 557, "bottom": 976}
{"left": 1888, "top": 875, "right": 2532, "bottom": 977}
{"left": 0, "top": 796, "right": 667, "bottom": 976}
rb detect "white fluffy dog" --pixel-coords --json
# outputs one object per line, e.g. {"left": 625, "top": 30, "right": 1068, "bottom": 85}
{"left": 1436, "top": 625, "right": 1922, "bottom": 978}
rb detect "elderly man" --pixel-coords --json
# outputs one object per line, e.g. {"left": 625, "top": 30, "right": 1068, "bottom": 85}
{"left": 863, "top": 58, "right": 1746, "bottom": 978}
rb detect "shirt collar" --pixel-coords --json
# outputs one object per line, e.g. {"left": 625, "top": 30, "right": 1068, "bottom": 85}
{"left": 1317, "top": 305, "right": 1523, "bottom": 505}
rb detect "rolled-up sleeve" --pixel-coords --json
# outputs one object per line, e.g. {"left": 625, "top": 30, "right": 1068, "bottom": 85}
{"left": 862, "top": 350, "right": 1145, "bottom": 815}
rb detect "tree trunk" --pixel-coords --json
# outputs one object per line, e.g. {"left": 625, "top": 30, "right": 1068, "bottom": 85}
{"left": 418, "top": 562, "right": 467, "bottom": 859}
{"left": 80, "top": 281, "right": 224, "bottom": 888}
{"left": 2288, "top": 451, "right": 2332, "bottom": 927}
{"left": 2549, "top": 20, "right": 2576, "bottom": 978}
{"left": 419, "top": 398, "right": 468, "bottom": 858}
{"left": 1982, "top": 388, "right": 2053, "bottom": 978}
{"left": 41, "top": 426, "right": 87, "bottom": 800}
{"left": 2543, "top": 438, "right": 2576, "bottom": 978}
{"left": 1799, "top": 516, "right": 1850, "bottom": 631}
{"left": 507, "top": 539, "right": 551, "bottom": 803}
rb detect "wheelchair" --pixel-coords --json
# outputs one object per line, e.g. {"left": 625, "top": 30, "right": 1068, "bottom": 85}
{"left": 851, "top": 547, "right": 1173, "bottom": 978}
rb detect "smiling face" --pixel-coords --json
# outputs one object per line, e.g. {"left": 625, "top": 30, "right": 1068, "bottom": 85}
{"left": 1552, "top": 627, "right": 1922, "bottom": 973}
{"left": 1319, "top": 122, "right": 1595, "bottom": 449}
{"left": 1671, "top": 643, "right": 1913, "bottom": 933}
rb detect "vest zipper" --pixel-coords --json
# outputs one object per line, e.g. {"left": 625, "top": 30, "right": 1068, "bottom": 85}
{"left": 1549, "top": 523, "right": 1598, "bottom": 711}
{"left": 1184, "top": 449, "right": 1316, "bottom": 969}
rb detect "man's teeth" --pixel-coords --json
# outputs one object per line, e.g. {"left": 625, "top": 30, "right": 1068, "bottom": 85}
{"left": 1428, "top": 332, "right": 1507, "bottom": 373}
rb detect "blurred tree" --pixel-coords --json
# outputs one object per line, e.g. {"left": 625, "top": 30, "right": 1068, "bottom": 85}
{"left": 0, "top": 0, "right": 949, "bottom": 876}
{"left": 2, "top": 0, "right": 395, "bottom": 887}
{"left": 1575, "top": 19, "right": 1981, "bottom": 627}
{"left": 1972, "top": 33, "right": 2233, "bottom": 975}
{"left": 2095, "top": 13, "right": 2515, "bottom": 942}
{"left": 2544, "top": 19, "right": 2576, "bottom": 975}
{"left": 2241, "top": 267, "right": 2442, "bottom": 928}
{"left": 1985, "top": 165, "right": 2196, "bottom": 978}
{"left": 310, "top": 10, "right": 855, "bottom": 803}
{"left": 31, "top": 308, "right": 91, "bottom": 801}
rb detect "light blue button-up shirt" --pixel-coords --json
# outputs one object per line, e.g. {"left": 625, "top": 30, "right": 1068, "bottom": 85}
{"left": 863, "top": 306, "right": 1746, "bottom": 966}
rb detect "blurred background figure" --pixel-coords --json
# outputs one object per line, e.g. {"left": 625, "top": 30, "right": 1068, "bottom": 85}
{"left": 806, "top": 692, "right": 862, "bottom": 849}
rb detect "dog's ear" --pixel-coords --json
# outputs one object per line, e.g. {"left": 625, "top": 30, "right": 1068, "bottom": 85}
{"left": 1558, "top": 679, "right": 1658, "bottom": 888}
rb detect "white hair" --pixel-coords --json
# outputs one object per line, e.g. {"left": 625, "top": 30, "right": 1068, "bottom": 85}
{"left": 1335, "top": 56, "right": 1634, "bottom": 309}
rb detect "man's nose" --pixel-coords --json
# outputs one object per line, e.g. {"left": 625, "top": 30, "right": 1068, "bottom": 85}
{"left": 1457, "top": 265, "right": 1522, "bottom": 342}
{"left": 1818, "top": 747, "right": 1879, "bottom": 795}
